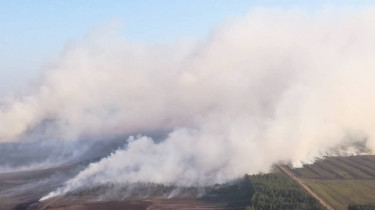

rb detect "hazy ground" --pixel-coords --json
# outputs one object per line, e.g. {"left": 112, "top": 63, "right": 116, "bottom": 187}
{"left": 3, "top": 155, "right": 375, "bottom": 209}
{"left": 0, "top": 164, "right": 83, "bottom": 210}
{"left": 0, "top": 138, "right": 248, "bottom": 210}
{"left": 30, "top": 198, "right": 242, "bottom": 210}
{"left": 0, "top": 164, "right": 249, "bottom": 210}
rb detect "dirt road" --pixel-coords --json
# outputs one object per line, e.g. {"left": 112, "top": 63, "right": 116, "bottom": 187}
{"left": 278, "top": 165, "right": 334, "bottom": 210}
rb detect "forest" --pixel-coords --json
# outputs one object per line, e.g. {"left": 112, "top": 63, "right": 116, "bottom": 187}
{"left": 347, "top": 204, "right": 375, "bottom": 210}
{"left": 244, "top": 171, "right": 324, "bottom": 210}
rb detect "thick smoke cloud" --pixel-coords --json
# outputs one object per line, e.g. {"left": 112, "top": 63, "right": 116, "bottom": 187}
{"left": 1, "top": 7, "right": 375, "bottom": 199}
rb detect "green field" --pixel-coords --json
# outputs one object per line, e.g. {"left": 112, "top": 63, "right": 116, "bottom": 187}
{"left": 305, "top": 180, "right": 375, "bottom": 210}
{"left": 290, "top": 155, "right": 375, "bottom": 210}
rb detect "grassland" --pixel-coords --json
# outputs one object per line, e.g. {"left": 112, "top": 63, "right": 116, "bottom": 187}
{"left": 289, "top": 155, "right": 375, "bottom": 210}
{"left": 305, "top": 180, "right": 375, "bottom": 210}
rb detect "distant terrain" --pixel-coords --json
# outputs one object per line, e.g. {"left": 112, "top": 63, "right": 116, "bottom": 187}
{"left": 2, "top": 155, "right": 375, "bottom": 209}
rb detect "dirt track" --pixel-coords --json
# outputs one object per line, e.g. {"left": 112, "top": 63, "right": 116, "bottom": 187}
{"left": 278, "top": 165, "right": 334, "bottom": 210}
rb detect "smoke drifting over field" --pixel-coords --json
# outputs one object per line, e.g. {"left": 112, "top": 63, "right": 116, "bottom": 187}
{"left": 1, "top": 7, "right": 375, "bottom": 199}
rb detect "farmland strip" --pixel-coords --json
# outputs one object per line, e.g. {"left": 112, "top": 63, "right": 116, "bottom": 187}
{"left": 329, "top": 158, "right": 370, "bottom": 178}
{"left": 304, "top": 164, "right": 323, "bottom": 177}
{"left": 323, "top": 158, "right": 359, "bottom": 178}
{"left": 339, "top": 157, "right": 375, "bottom": 178}
{"left": 313, "top": 161, "right": 344, "bottom": 179}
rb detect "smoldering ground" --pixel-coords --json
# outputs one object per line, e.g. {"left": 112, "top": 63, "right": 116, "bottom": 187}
{"left": 1, "top": 7, "right": 375, "bottom": 202}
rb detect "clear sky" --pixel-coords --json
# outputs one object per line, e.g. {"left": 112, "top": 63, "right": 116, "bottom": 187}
{"left": 1, "top": 0, "right": 374, "bottom": 95}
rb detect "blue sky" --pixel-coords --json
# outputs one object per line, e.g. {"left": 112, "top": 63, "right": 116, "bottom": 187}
{"left": 1, "top": 0, "right": 374, "bottom": 94}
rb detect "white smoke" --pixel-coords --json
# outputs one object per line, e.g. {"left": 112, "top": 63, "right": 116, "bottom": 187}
{"left": 1, "top": 7, "right": 375, "bottom": 199}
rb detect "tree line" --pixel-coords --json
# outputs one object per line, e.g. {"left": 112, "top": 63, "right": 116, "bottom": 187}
{"left": 244, "top": 171, "right": 325, "bottom": 210}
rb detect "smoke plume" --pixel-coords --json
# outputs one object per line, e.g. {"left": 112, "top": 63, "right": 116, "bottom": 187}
{"left": 1, "top": 7, "right": 375, "bottom": 199}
